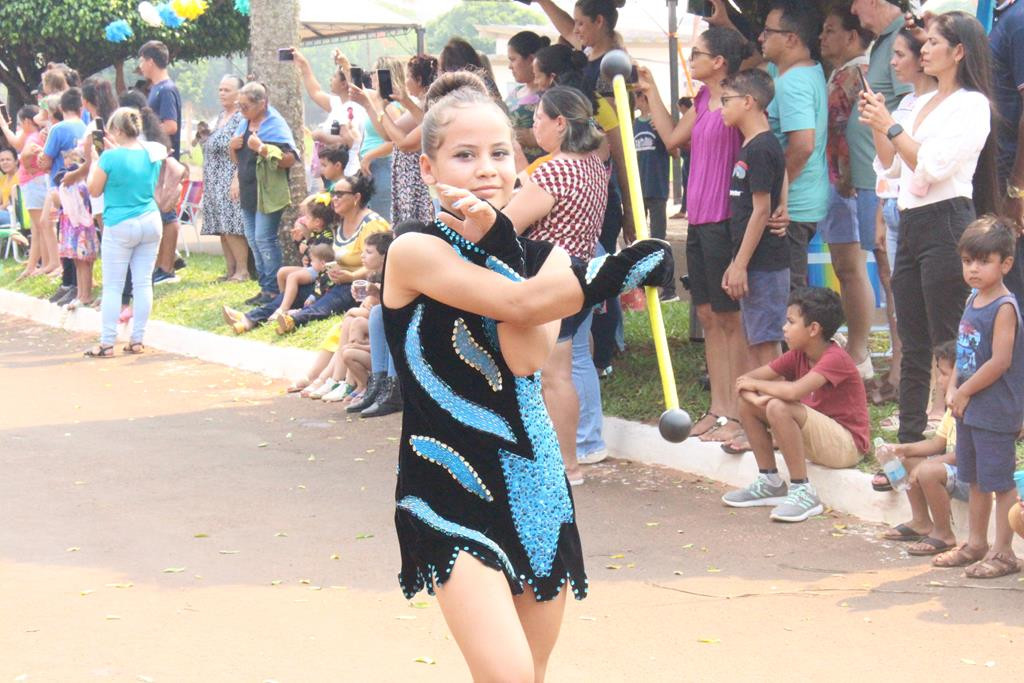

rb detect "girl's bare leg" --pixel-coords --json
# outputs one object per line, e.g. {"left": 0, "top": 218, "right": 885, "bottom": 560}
{"left": 434, "top": 554, "right": 535, "bottom": 683}
{"left": 39, "top": 194, "right": 60, "bottom": 272}
{"left": 513, "top": 586, "right": 568, "bottom": 682}
{"left": 75, "top": 260, "right": 94, "bottom": 303}
{"left": 541, "top": 340, "right": 581, "bottom": 483}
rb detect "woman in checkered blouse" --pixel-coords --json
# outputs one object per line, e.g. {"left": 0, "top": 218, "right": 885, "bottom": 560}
{"left": 503, "top": 85, "right": 610, "bottom": 486}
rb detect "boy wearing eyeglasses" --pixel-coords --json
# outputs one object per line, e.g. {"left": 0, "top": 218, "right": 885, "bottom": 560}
{"left": 721, "top": 69, "right": 789, "bottom": 367}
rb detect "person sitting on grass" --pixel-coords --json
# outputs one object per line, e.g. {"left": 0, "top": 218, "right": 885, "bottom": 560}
{"left": 296, "top": 231, "right": 393, "bottom": 399}
{"left": 722, "top": 286, "right": 869, "bottom": 522}
{"left": 316, "top": 277, "right": 380, "bottom": 403}
{"left": 222, "top": 195, "right": 337, "bottom": 334}
{"left": 876, "top": 341, "right": 967, "bottom": 555}
{"left": 270, "top": 243, "right": 335, "bottom": 325}
{"left": 932, "top": 217, "right": 1023, "bottom": 579}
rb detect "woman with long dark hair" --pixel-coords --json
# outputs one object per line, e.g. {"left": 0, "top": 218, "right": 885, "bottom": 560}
{"left": 860, "top": 11, "right": 998, "bottom": 445}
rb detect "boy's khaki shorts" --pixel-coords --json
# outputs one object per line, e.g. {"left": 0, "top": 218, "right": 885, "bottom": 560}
{"left": 801, "top": 405, "right": 861, "bottom": 469}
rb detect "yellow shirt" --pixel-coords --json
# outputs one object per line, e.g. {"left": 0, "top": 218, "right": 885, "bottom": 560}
{"left": 333, "top": 211, "right": 390, "bottom": 270}
{"left": 0, "top": 172, "right": 16, "bottom": 206}
{"left": 594, "top": 95, "right": 618, "bottom": 133}
{"left": 935, "top": 408, "right": 957, "bottom": 451}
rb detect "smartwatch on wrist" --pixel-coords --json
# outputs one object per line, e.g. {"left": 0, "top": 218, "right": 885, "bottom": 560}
{"left": 885, "top": 123, "right": 904, "bottom": 140}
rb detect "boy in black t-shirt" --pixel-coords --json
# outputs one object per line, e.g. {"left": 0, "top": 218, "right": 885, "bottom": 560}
{"left": 721, "top": 69, "right": 789, "bottom": 366}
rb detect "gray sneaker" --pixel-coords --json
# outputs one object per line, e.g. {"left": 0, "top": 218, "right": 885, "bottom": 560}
{"left": 722, "top": 474, "right": 788, "bottom": 508}
{"left": 770, "top": 482, "right": 824, "bottom": 522}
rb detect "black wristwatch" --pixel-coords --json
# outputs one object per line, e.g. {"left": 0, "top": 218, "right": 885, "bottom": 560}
{"left": 886, "top": 123, "right": 904, "bottom": 140}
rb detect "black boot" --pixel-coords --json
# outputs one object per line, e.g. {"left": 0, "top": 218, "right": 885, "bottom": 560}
{"left": 347, "top": 372, "right": 385, "bottom": 413}
{"left": 361, "top": 376, "right": 402, "bottom": 418}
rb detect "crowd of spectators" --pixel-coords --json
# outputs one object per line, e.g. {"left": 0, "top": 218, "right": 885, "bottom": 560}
{"left": 1, "top": 0, "right": 1023, "bottom": 570}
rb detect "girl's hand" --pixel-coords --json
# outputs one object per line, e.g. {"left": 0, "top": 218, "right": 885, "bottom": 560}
{"left": 360, "top": 157, "right": 372, "bottom": 175}
{"left": 436, "top": 184, "right": 497, "bottom": 244}
{"left": 291, "top": 47, "right": 310, "bottom": 71}
{"left": 348, "top": 84, "right": 370, "bottom": 107}
{"left": 950, "top": 388, "right": 970, "bottom": 418}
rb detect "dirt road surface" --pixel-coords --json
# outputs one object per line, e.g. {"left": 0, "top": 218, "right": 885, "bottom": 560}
{"left": 1, "top": 316, "right": 1021, "bottom": 682}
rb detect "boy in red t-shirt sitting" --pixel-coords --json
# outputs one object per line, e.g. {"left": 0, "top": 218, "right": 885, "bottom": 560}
{"left": 723, "top": 287, "right": 869, "bottom": 522}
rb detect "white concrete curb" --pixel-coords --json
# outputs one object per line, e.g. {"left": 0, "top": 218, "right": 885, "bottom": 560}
{"left": 0, "top": 289, "right": 317, "bottom": 380}
{"left": 4, "top": 288, "right": 1020, "bottom": 546}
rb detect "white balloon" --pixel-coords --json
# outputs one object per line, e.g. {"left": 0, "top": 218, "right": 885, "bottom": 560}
{"left": 139, "top": 1, "right": 163, "bottom": 27}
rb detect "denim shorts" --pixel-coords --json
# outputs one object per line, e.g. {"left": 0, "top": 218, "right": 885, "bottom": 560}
{"left": 740, "top": 268, "right": 790, "bottom": 344}
{"left": 160, "top": 208, "right": 178, "bottom": 224}
{"left": 942, "top": 463, "right": 970, "bottom": 502}
{"left": 20, "top": 174, "right": 48, "bottom": 210}
{"left": 819, "top": 186, "right": 877, "bottom": 251}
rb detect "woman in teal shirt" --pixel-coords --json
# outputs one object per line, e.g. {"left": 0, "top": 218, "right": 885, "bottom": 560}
{"left": 83, "top": 107, "right": 163, "bottom": 357}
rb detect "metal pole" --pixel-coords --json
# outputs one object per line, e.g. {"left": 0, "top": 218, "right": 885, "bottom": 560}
{"left": 417, "top": 27, "right": 426, "bottom": 55}
{"left": 667, "top": 0, "right": 681, "bottom": 203}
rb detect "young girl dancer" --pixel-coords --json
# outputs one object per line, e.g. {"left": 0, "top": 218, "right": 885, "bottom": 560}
{"left": 381, "top": 71, "right": 671, "bottom": 681}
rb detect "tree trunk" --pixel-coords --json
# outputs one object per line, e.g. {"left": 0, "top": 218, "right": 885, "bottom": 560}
{"left": 249, "top": 0, "right": 307, "bottom": 266}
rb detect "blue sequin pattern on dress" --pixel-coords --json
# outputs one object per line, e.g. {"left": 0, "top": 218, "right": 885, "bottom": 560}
{"left": 410, "top": 435, "right": 493, "bottom": 501}
{"left": 585, "top": 254, "right": 609, "bottom": 284}
{"left": 621, "top": 251, "right": 664, "bottom": 292}
{"left": 398, "top": 495, "right": 516, "bottom": 578}
{"left": 452, "top": 318, "right": 502, "bottom": 392}
{"left": 405, "top": 304, "right": 516, "bottom": 442}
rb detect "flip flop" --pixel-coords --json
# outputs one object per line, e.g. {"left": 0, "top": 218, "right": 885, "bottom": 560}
{"left": 882, "top": 523, "right": 924, "bottom": 542}
{"left": 964, "top": 553, "right": 1021, "bottom": 579}
{"left": 690, "top": 412, "right": 722, "bottom": 438}
{"left": 907, "top": 536, "right": 956, "bottom": 556}
{"left": 872, "top": 470, "right": 893, "bottom": 492}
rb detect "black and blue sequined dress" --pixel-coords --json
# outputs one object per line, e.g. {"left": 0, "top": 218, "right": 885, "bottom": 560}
{"left": 382, "top": 218, "right": 589, "bottom": 602}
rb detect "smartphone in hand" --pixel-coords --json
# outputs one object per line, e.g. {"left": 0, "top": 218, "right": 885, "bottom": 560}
{"left": 277, "top": 48, "right": 295, "bottom": 62}
{"left": 0, "top": 103, "right": 9, "bottom": 125}
{"left": 93, "top": 117, "right": 105, "bottom": 156}
{"left": 377, "top": 69, "right": 394, "bottom": 101}
{"left": 349, "top": 67, "right": 364, "bottom": 88}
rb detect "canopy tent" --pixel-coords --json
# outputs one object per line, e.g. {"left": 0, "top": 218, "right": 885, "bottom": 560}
{"left": 298, "top": 0, "right": 426, "bottom": 51}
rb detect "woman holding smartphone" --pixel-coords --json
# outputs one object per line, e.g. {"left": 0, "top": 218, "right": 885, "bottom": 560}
{"left": 859, "top": 12, "right": 999, "bottom": 444}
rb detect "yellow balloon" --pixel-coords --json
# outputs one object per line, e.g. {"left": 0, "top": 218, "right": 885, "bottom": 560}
{"left": 171, "top": 0, "right": 207, "bottom": 20}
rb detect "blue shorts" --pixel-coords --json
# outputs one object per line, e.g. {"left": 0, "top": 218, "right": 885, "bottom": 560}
{"left": 160, "top": 208, "right": 178, "bottom": 224}
{"left": 740, "top": 268, "right": 789, "bottom": 345}
{"left": 21, "top": 175, "right": 48, "bottom": 210}
{"left": 942, "top": 463, "right": 970, "bottom": 502}
{"left": 818, "top": 186, "right": 877, "bottom": 251}
{"left": 955, "top": 422, "right": 1017, "bottom": 493}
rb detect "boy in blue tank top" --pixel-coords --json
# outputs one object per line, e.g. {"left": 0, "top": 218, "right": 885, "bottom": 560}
{"left": 934, "top": 216, "right": 1024, "bottom": 579}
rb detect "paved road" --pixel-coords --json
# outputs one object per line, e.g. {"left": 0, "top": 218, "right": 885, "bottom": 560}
{"left": 2, "top": 316, "right": 1022, "bottom": 682}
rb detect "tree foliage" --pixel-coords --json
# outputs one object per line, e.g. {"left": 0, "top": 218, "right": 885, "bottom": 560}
{"left": 0, "top": 0, "right": 248, "bottom": 107}
{"left": 425, "top": 1, "right": 544, "bottom": 54}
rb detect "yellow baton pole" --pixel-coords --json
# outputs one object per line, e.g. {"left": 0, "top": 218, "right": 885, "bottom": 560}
{"left": 601, "top": 50, "right": 691, "bottom": 442}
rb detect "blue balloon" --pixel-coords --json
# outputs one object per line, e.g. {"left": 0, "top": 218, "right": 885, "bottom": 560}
{"left": 157, "top": 3, "right": 185, "bottom": 28}
{"left": 104, "top": 19, "right": 134, "bottom": 43}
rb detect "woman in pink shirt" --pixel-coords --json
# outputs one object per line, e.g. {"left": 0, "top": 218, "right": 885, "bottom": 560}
{"left": 0, "top": 105, "right": 54, "bottom": 279}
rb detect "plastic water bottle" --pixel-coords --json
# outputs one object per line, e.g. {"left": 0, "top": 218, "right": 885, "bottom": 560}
{"left": 874, "top": 437, "right": 909, "bottom": 492}
{"left": 1014, "top": 470, "right": 1024, "bottom": 499}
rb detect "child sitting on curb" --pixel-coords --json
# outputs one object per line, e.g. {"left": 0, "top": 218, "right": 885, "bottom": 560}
{"left": 722, "top": 287, "right": 869, "bottom": 522}
{"left": 877, "top": 341, "right": 967, "bottom": 555}
{"left": 932, "top": 217, "right": 1023, "bottom": 579}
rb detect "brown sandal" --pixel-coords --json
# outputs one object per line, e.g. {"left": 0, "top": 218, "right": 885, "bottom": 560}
{"left": 964, "top": 553, "right": 1021, "bottom": 579}
{"left": 932, "top": 543, "right": 987, "bottom": 568}
{"left": 123, "top": 342, "right": 145, "bottom": 354}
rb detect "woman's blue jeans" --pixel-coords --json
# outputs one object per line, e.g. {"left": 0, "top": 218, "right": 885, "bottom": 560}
{"left": 572, "top": 310, "right": 605, "bottom": 456}
{"left": 241, "top": 207, "right": 284, "bottom": 294}
{"left": 369, "top": 304, "right": 396, "bottom": 377}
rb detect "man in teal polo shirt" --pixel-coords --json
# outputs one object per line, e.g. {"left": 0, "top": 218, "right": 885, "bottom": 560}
{"left": 761, "top": 0, "right": 829, "bottom": 290}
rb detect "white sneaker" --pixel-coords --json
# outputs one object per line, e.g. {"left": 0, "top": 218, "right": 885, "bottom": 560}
{"left": 577, "top": 448, "right": 609, "bottom": 465}
{"left": 309, "top": 380, "right": 339, "bottom": 399}
{"left": 321, "top": 382, "right": 352, "bottom": 402}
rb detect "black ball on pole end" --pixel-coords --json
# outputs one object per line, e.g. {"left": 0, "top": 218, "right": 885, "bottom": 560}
{"left": 600, "top": 49, "right": 633, "bottom": 82}
{"left": 658, "top": 408, "right": 692, "bottom": 443}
